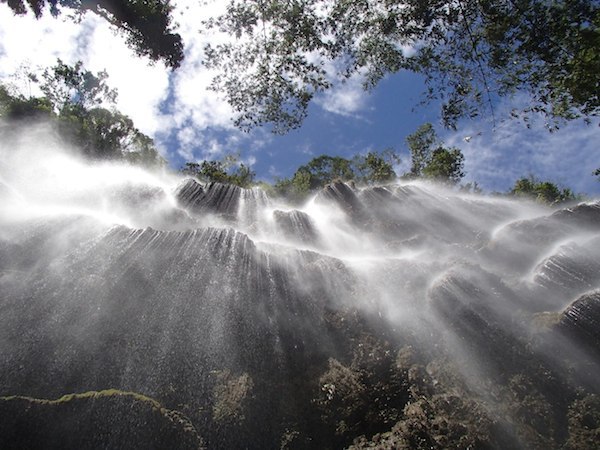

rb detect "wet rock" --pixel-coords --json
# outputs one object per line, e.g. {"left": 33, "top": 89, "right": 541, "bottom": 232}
{"left": 273, "top": 209, "right": 320, "bottom": 246}
{"left": 559, "top": 291, "right": 600, "bottom": 357}
{"left": 175, "top": 179, "right": 242, "bottom": 218}
{"left": 551, "top": 202, "right": 600, "bottom": 230}
{"left": 0, "top": 390, "right": 205, "bottom": 450}
{"left": 485, "top": 202, "right": 600, "bottom": 274}
{"left": 315, "top": 181, "right": 365, "bottom": 222}
{"left": 533, "top": 237, "right": 600, "bottom": 304}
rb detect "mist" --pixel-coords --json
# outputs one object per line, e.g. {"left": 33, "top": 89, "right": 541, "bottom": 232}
{"left": 1, "top": 128, "right": 599, "bottom": 449}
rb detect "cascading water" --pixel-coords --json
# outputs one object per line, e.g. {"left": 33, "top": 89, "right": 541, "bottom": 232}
{"left": 0, "top": 142, "right": 599, "bottom": 449}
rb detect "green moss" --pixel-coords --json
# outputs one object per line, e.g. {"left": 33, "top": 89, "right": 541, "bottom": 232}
{"left": 0, "top": 389, "right": 205, "bottom": 450}
{"left": 1, "top": 389, "right": 163, "bottom": 411}
{"left": 531, "top": 312, "right": 562, "bottom": 330}
{"left": 565, "top": 394, "right": 600, "bottom": 449}
{"left": 212, "top": 371, "right": 254, "bottom": 424}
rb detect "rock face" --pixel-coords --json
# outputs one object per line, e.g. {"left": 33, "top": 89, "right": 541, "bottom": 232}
{"left": 551, "top": 202, "right": 600, "bottom": 229}
{"left": 316, "top": 181, "right": 364, "bottom": 222}
{"left": 175, "top": 179, "right": 243, "bottom": 218}
{"left": 559, "top": 291, "right": 600, "bottom": 357}
{"left": 174, "top": 179, "right": 270, "bottom": 225}
{"left": 0, "top": 390, "right": 204, "bottom": 450}
{"left": 484, "top": 201, "right": 600, "bottom": 275}
{"left": 533, "top": 237, "right": 600, "bottom": 304}
{"left": 272, "top": 209, "right": 320, "bottom": 246}
{"left": 1, "top": 175, "right": 599, "bottom": 449}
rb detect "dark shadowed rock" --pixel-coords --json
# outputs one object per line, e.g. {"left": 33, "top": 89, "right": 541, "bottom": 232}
{"left": 0, "top": 224, "right": 357, "bottom": 448}
{"left": 559, "top": 291, "right": 600, "bottom": 358}
{"left": 174, "top": 180, "right": 270, "bottom": 225}
{"left": 551, "top": 202, "right": 600, "bottom": 230}
{"left": 272, "top": 209, "right": 320, "bottom": 247}
{"left": 315, "top": 181, "right": 365, "bottom": 222}
{"left": 484, "top": 202, "right": 600, "bottom": 275}
{"left": 1, "top": 175, "right": 599, "bottom": 449}
{"left": 427, "top": 264, "right": 533, "bottom": 376}
{"left": 175, "top": 179, "right": 242, "bottom": 218}
{"left": 0, "top": 390, "right": 205, "bottom": 450}
{"left": 532, "top": 237, "right": 600, "bottom": 305}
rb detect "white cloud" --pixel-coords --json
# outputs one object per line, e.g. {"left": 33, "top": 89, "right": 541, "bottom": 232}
{"left": 81, "top": 17, "right": 172, "bottom": 136}
{"left": 0, "top": 7, "right": 81, "bottom": 82}
{"left": 313, "top": 58, "right": 371, "bottom": 118}
{"left": 444, "top": 117, "right": 600, "bottom": 195}
{"left": 0, "top": 0, "right": 373, "bottom": 165}
{"left": 268, "top": 165, "right": 281, "bottom": 177}
{"left": 165, "top": 0, "right": 235, "bottom": 131}
{"left": 0, "top": 6, "right": 172, "bottom": 138}
{"left": 0, "top": 1, "right": 247, "bottom": 163}
{"left": 316, "top": 75, "right": 369, "bottom": 117}
{"left": 243, "top": 155, "right": 257, "bottom": 167}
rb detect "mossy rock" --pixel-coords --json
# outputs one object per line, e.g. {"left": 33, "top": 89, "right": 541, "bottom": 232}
{"left": 0, "top": 390, "right": 205, "bottom": 450}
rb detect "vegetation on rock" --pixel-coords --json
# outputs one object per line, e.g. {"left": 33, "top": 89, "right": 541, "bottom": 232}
{"left": 510, "top": 175, "right": 578, "bottom": 205}
{"left": 0, "top": 390, "right": 205, "bottom": 450}
{"left": 180, "top": 155, "right": 256, "bottom": 188}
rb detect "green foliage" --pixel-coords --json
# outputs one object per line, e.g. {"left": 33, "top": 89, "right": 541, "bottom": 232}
{"left": 0, "top": 390, "right": 206, "bottom": 449}
{"left": 316, "top": 358, "right": 367, "bottom": 434}
{"left": 406, "top": 123, "right": 438, "bottom": 178}
{"left": 297, "top": 155, "right": 355, "bottom": 189}
{"left": 565, "top": 394, "right": 600, "bottom": 450}
{"left": 273, "top": 150, "right": 399, "bottom": 201}
{"left": 422, "top": 148, "right": 465, "bottom": 185}
{"left": 510, "top": 176, "right": 577, "bottom": 205}
{"left": 181, "top": 154, "right": 256, "bottom": 188}
{"left": 314, "top": 331, "right": 411, "bottom": 446}
{"left": 1, "top": 61, "right": 164, "bottom": 167}
{"left": 202, "top": 0, "right": 330, "bottom": 133}
{"left": 1, "top": 389, "right": 163, "bottom": 410}
{"left": 0, "top": 84, "right": 53, "bottom": 120}
{"left": 58, "top": 106, "right": 135, "bottom": 159}
{"left": 405, "top": 123, "right": 465, "bottom": 184}
{"left": 212, "top": 370, "right": 254, "bottom": 425}
{"left": 200, "top": 0, "right": 600, "bottom": 132}
{"left": 37, "top": 59, "right": 117, "bottom": 113}
{"left": 460, "top": 181, "right": 482, "bottom": 194}
{"left": 353, "top": 150, "right": 399, "bottom": 184}
{"left": 2, "top": 0, "right": 183, "bottom": 68}
{"left": 124, "top": 133, "right": 167, "bottom": 167}
{"left": 272, "top": 174, "right": 309, "bottom": 204}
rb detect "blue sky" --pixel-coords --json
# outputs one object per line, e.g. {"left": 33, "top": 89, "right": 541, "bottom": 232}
{"left": 1, "top": 1, "right": 598, "bottom": 195}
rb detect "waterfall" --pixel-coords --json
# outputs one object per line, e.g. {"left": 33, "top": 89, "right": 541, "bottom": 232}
{"left": 1, "top": 145, "right": 599, "bottom": 449}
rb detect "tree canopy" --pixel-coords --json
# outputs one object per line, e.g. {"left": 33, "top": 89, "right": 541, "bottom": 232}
{"left": 4, "top": 0, "right": 598, "bottom": 134}
{"left": 269, "top": 150, "right": 399, "bottom": 202}
{"left": 510, "top": 176, "right": 577, "bottom": 205}
{"left": 405, "top": 123, "right": 465, "bottom": 184}
{"left": 1, "top": 60, "right": 165, "bottom": 166}
{"left": 1, "top": 0, "right": 184, "bottom": 68}
{"left": 201, "top": 0, "right": 600, "bottom": 133}
{"left": 181, "top": 154, "right": 256, "bottom": 188}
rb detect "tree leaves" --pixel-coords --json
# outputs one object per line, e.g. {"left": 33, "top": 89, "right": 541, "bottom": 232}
{"left": 510, "top": 175, "right": 577, "bottom": 205}
{"left": 200, "top": 0, "right": 600, "bottom": 132}
{"left": 38, "top": 59, "right": 117, "bottom": 113}
{"left": 405, "top": 122, "right": 464, "bottom": 184}
{"left": 2, "top": 0, "right": 184, "bottom": 68}
{"left": 1, "top": 60, "right": 164, "bottom": 166}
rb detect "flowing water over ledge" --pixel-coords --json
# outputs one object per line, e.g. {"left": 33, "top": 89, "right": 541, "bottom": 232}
{"left": 0, "top": 147, "right": 599, "bottom": 449}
